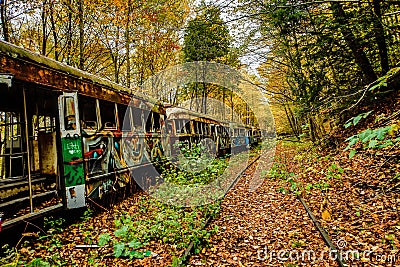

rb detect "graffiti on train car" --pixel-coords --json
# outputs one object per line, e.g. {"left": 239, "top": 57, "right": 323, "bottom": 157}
{"left": 82, "top": 129, "right": 163, "bottom": 199}
{"left": 145, "top": 135, "right": 164, "bottom": 161}
{"left": 122, "top": 133, "right": 146, "bottom": 164}
{"left": 60, "top": 134, "right": 85, "bottom": 209}
{"left": 61, "top": 135, "right": 85, "bottom": 187}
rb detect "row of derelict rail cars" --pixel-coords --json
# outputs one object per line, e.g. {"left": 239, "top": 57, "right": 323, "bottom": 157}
{"left": 0, "top": 41, "right": 270, "bottom": 232}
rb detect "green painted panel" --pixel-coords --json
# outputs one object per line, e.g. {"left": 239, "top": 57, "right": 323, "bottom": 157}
{"left": 61, "top": 136, "right": 85, "bottom": 187}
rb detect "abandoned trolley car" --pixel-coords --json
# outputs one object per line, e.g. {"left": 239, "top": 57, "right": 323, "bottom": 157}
{"left": 0, "top": 41, "right": 170, "bottom": 230}
{"left": 0, "top": 41, "right": 261, "bottom": 230}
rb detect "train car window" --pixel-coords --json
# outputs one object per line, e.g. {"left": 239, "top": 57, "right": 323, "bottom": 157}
{"left": 132, "top": 107, "right": 144, "bottom": 131}
{"left": 79, "top": 96, "right": 97, "bottom": 130}
{"left": 174, "top": 119, "right": 190, "bottom": 134}
{"left": 184, "top": 120, "right": 191, "bottom": 134}
{"left": 32, "top": 115, "right": 56, "bottom": 137}
{"left": 63, "top": 96, "right": 76, "bottom": 130}
{"left": 179, "top": 120, "right": 184, "bottom": 134}
{"left": 179, "top": 120, "right": 186, "bottom": 134}
{"left": 99, "top": 100, "right": 117, "bottom": 129}
{"left": 166, "top": 121, "right": 173, "bottom": 134}
{"left": 192, "top": 121, "right": 196, "bottom": 134}
{"left": 118, "top": 104, "right": 133, "bottom": 131}
{"left": 197, "top": 122, "right": 201, "bottom": 135}
{"left": 225, "top": 127, "right": 230, "bottom": 137}
{"left": 145, "top": 111, "right": 153, "bottom": 132}
{"left": 153, "top": 112, "right": 161, "bottom": 133}
{"left": 179, "top": 120, "right": 185, "bottom": 134}
{"left": 174, "top": 120, "right": 181, "bottom": 134}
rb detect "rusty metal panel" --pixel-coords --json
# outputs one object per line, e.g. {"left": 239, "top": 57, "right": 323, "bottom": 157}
{"left": 66, "top": 184, "right": 85, "bottom": 209}
{"left": 32, "top": 140, "right": 40, "bottom": 172}
{"left": 38, "top": 132, "right": 57, "bottom": 175}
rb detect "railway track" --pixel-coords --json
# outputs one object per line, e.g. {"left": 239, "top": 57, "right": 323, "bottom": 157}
{"left": 179, "top": 153, "right": 262, "bottom": 266}
{"left": 182, "top": 153, "right": 348, "bottom": 267}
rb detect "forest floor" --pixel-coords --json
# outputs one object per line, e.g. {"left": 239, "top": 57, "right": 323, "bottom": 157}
{"left": 188, "top": 143, "right": 335, "bottom": 267}
{"left": 189, "top": 136, "right": 400, "bottom": 267}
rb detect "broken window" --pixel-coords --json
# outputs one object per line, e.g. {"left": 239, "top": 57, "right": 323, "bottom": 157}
{"left": 79, "top": 96, "right": 98, "bottom": 130}
{"left": 118, "top": 104, "right": 133, "bottom": 132}
{"left": 99, "top": 100, "right": 116, "bottom": 129}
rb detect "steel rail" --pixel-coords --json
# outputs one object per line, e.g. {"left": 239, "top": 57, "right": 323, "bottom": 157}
{"left": 179, "top": 153, "right": 261, "bottom": 266}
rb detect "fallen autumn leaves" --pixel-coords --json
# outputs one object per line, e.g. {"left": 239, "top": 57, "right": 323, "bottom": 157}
{"left": 2, "top": 140, "right": 399, "bottom": 267}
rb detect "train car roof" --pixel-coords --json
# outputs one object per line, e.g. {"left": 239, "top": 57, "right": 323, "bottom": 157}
{"left": 0, "top": 41, "right": 163, "bottom": 113}
{"left": 166, "top": 106, "right": 229, "bottom": 125}
{"left": 165, "top": 106, "right": 261, "bottom": 130}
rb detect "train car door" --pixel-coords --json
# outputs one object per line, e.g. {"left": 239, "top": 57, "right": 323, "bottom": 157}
{"left": 58, "top": 92, "right": 85, "bottom": 209}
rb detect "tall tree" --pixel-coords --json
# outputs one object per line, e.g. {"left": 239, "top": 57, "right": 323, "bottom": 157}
{"left": 237, "top": 0, "right": 400, "bottom": 140}
{"left": 0, "top": 0, "right": 9, "bottom": 42}
{"left": 182, "top": 4, "right": 235, "bottom": 114}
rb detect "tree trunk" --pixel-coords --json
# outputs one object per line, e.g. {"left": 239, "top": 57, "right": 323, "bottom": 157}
{"left": 66, "top": 0, "right": 73, "bottom": 65}
{"left": 125, "top": 0, "right": 131, "bottom": 88}
{"left": 78, "top": 0, "right": 84, "bottom": 69}
{"left": 231, "top": 93, "right": 233, "bottom": 121}
{"left": 330, "top": 2, "right": 377, "bottom": 83}
{"left": 202, "top": 82, "right": 207, "bottom": 114}
{"left": 222, "top": 87, "right": 225, "bottom": 120}
{"left": 114, "top": 26, "right": 120, "bottom": 84}
{"left": 308, "top": 116, "right": 316, "bottom": 143}
{"left": 372, "top": 0, "right": 389, "bottom": 74}
{"left": 1, "top": 0, "right": 9, "bottom": 42}
{"left": 41, "top": 0, "right": 47, "bottom": 55}
{"left": 283, "top": 103, "right": 298, "bottom": 138}
{"left": 49, "top": 0, "right": 58, "bottom": 61}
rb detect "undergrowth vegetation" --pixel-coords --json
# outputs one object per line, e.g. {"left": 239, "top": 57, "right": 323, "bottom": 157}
{"left": 97, "top": 196, "right": 221, "bottom": 264}
{"left": 95, "top": 143, "right": 232, "bottom": 264}
{"left": 4, "top": 143, "right": 240, "bottom": 267}
{"left": 344, "top": 110, "right": 400, "bottom": 158}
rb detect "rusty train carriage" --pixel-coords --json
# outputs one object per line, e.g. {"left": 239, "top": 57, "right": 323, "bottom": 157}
{"left": 165, "top": 106, "right": 257, "bottom": 155}
{"left": 0, "top": 41, "right": 165, "bottom": 230}
{"left": 0, "top": 41, "right": 262, "bottom": 231}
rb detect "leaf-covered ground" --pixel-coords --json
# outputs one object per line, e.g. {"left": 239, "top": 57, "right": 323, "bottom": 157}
{"left": 2, "top": 136, "right": 400, "bottom": 266}
{"left": 290, "top": 141, "right": 400, "bottom": 267}
{"left": 2, "top": 191, "right": 219, "bottom": 266}
{"left": 189, "top": 147, "right": 336, "bottom": 267}
{"left": 242, "top": 140, "right": 399, "bottom": 267}
{"left": 189, "top": 136, "right": 400, "bottom": 267}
